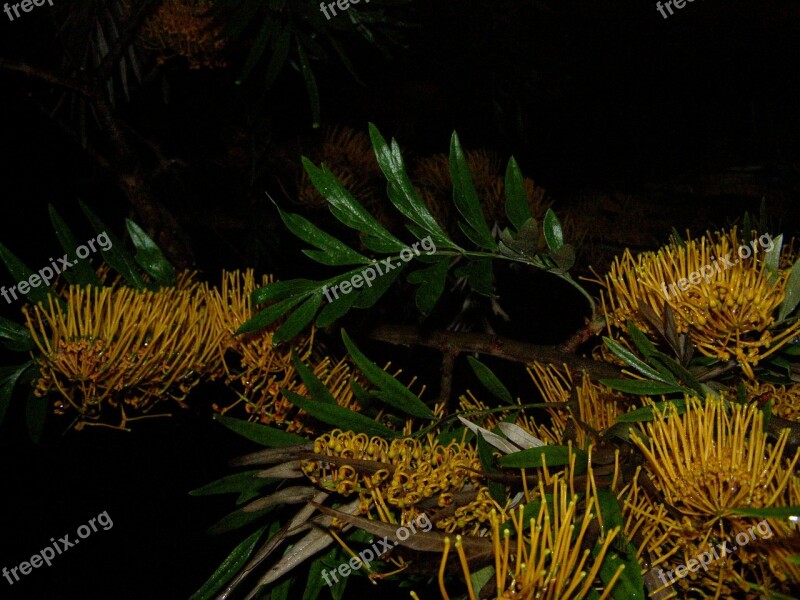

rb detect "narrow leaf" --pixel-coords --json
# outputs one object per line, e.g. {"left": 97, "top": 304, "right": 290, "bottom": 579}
{"left": 48, "top": 204, "right": 101, "bottom": 286}
{"left": 214, "top": 414, "right": 307, "bottom": 447}
{"left": 467, "top": 357, "right": 514, "bottom": 404}
{"left": 273, "top": 293, "right": 323, "bottom": 344}
{"left": 282, "top": 390, "right": 398, "bottom": 438}
{"left": 189, "top": 527, "right": 267, "bottom": 600}
{"left": 450, "top": 132, "right": 495, "bottom": 249}
{"left": 125, "top": 219, "right": 176, "bottom": 286}
{"left": 504, "top": 156, "right": 531, "bottom": 231}
{"left": 79, "top": 201, "right": 144, "bottom": 288}
{"left": 600, "top": 379, "right": 684, "bottom": 396}
{"left": 778, "top": 256, "right": 800, "bottom": 322}
{"left": 291, "top": 351, "right": 335, "bottom": 404}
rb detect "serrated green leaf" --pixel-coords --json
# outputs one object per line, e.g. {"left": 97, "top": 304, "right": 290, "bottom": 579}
{"left": 467, "top": 357, "right": 514, "bottom": 404}
{"left": 341, "top": 330, "right": 435, "bottom": 419}
{"left": 273, "top": 293, "right": 323, "bottom": 344}
{"left": 125, "top": 219, "right": 176, "bottom": 286}
{"left": 542, "top": 208, "right": 564, "bottom": 251}
{"left": 450, "top": 132, "right": 495, "bottom": 249}
{"left": 79, "top": 201, "right": 145, "bottom": 289}
{"left": 301, "top": 158, "right": 406, "bottom": 254}
{"left": 407, "top": 257, "right": 450, "bottom": 316}
{"left": 778, "top": 256, "right": 800, "bottom": 322}
{"left": 602, "top": 337, "right": 674, "bottom": 384}
{"left": 368, "top": 123, "right": 455, "bottom": 250}
{"left": 504, "top": 156, "right": 531, "bottom": 231}
{"left": 282, "top": 389, "right": 398, "bottom": 437}
{"left": 730, "top": 506, "right": 800, "bottom": 519}
{"left": 600, "top": 378, "right": 684, "bottom": 396}
{"left": 48, "top": 204, "right": 102, "bottom": 286}
{"left": 498, "top": 445, "right": 588, "bottom": 474}
{"left": 252, "top": 280, "right": 320, "bottom": 305}
{"left": 616, "top": 399, "right": 687, "bottom": 423}
{"left": 189, "top": 526, "right": 267, "bottom": 600}
{"left": 0, "top": 242, "right": 56, "bottom": 306}
{"left": 213, "top": 414, "right": 307, "bottom": 447}
{"left": 279, "top": 209, "right": 368, "bottom": 267}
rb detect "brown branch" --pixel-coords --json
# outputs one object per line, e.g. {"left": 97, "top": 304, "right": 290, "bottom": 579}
{"left": 367, "top": 324, "right": 622, "bottom": 381}
{"left": 0, "top": 58, "right": 93, "bottom": 96}
{"left": 438, "top": 349, "right": 457, "bottom": 406}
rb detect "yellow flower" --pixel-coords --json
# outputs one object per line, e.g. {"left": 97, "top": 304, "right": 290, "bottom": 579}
{"left": 596, "top": 228, "right": 800, "bottom": 378}
{"left": 24, "top": 280, "right": 223, "bottom": 429}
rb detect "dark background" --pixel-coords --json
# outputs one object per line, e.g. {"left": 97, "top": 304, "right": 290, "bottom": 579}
{"left": 1, "top": 1, "right": 799, "bottom": 598}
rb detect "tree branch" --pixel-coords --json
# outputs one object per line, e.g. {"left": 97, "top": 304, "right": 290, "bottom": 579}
{"left": 0, "top": 58, "right": 93, "bottom": 96}
{"left": 367, "top": 324, "right": 621, "bottom": 380}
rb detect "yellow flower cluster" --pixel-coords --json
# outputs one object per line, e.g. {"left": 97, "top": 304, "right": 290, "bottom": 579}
{"left": 301, "top": 429, "right": 485, "bottom": 526}
{"left": 623, "top": 398, "right": 800, "bottom": 597}
{"left": 597, "top": 228, "right": 800, "bottom": 378}
{"left": 137, "top": 0, "right": 226, "bottom": 69}
{"left": 24, "top": 277, "right": 223, "bottom": 429}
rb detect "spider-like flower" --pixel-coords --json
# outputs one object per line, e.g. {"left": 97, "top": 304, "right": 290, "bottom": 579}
{"left": 596, "top": 228, "right": 800, "bottom": 378}
{"left": 208, "top": 269, "right": 364, "bottom": 433}
{"left": 744, "top": 380, "right": 800, "bottom": 421}
{"left": 137, "top": 0, "right": 226, "bottom": 69}
{"left": 302, "top": 429, "right": 485, "bottom": 527}
{"left": 24, "top": 280, "right": 223, "bottom": 429}
{"left": 441, "top": 473, "right": 624, "bottom": 600}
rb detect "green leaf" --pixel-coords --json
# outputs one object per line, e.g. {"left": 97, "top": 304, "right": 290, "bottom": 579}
{"left": 469, "top": 565, "right": 496, "bottom": 598}
{"left": 351, "top": 261, "right": 406, "bottom": 309}
{"left": 602, "top": 337, "right": 674, "bottom": 384}
{"left": 504, "top": 156, "right": 531, "bottom": 231}
{"left": 594, "top": 489, "right": 644, "bottom": 599}
{"left": 301, "top": 158, "right": 406, "bottom": 254}
{"left": 315, "top": 288, "right": 359, "bottom": 328}
{"left": 341, "top": 330, "right": 435, "bottom": 419}
{"left": 206, "top": 505, "right": 273, "bottom": 535}
{"left": 238, "top": 17, "right": 276, "bottom": 83}
{"left": 763, "top": 233, "right": 783, "bottom": 284}
{"left": 730, "top": 506, "right": 800, "bottom": 519}
{"left": 455, "top": 257, "right": 494, "bottom": 296}
{"left": 125, "top": 219, "right": 176, "bottom": 286}
{"left": 213, "top": 414, "right": 307, "bottom": 447}
{"left": 542, "top": 208, "right": 564, "bottom": 251}
{"left": 270, "top": 573, "right": 295, "bottom": 600}
{"left": 671, "top": 227, "right": 686, "bottom": 248}
{"left": 407, "top": 257, "right": 450, "bottom": 316}
{"left": 498, "top": 445, "right": 588, "bottom": 474}
{"left": 476, "top": 432, "right": 505, "bottom": 503}
{"left": 292, "top": 351, "right": 335, "bottom": 404}
{"left": 189, "top": 526, "right": 267, "bottom": 600}
{"left": 237, "top": 295, "right": 307, "bottom": 334}
{"left": 279, "top": 209, "right": 369, "bottom": 266}
{"left": 0, "top": 361, "right": 34, "bottom": 428}
{"left": 0, "top": 316, "right": 35, "bottom": 352}
{"left": 467, "top": 357, "right": 514, "bottom": 405}
{"left": 302, "top": 557, "right": 327, "bottom": 600}
{"left": 778, "top": 255, "right": 800, "bottom": 322}
{"left": 252, "top": 280, "right": 320, "bottom": 305}
{"left": 0, "top": 242, "right": 56, "bottom": 306}
{"left": 368, "top": 123, "right": 455, "bottom": 250}
{"left": 26, "top": 386, "right": 47, "bottom": 443}
{"left": 48, "top": 204, "right": 102, "bottom": 286}
{"left": 282, "top": 389, "right": 399, "bottom": 438}
{"left": 600, "top": 378, "right": 685, "bottom": 396}
{"left": 649, "top": 353, "right": 705, "bottom": 396}
{"left": 273, "top": 293, "right": 323, "bottom": 344}
{"left": 449, "top": 132, "right": 495, "bottom": 250}
{"left": 616, "top": 399, "right": 687, "bottom": 423}
{"left": 79, "top": 201, "right": 145, "bottom": 289}
{"left": 626, "top": 321, "right": 658, "bottom": 359}
{"left": 189, "top": 470, "right": 273, "bottom": 497}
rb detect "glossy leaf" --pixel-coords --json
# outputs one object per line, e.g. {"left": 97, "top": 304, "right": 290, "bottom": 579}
{"left": 251, "top": 279, "right": 319, "bottom": 305}
{"left": 778, "top": 255, "right": 800, "bottom": 322}
{"left": 0, "top": 361, "right": 33, "bottom": 428}
{"left": 79, "top": 201, "right": 144, "bottom": 289}
{"left": 48, "top": 204, "right": 101, "bottom": 286}
{"left": 0, "top": 316, "right": 35, "bottom": 352}
{"left": 602, "top": 337, "right": 673, "bottom": 384}
{"left": 477, "top": 432, "right": 505, "bottom": 503}
{"left": 542, "top": 208, "right": 564, "bottom": 251}
{"left": 214, "top": 414, "right": 307, "bottom": 447}
{"left": 0, "top": 242, "right": 55, "bottom": 306}
{"left": 467, "top": 357, "right": 514, "bottom": 404}
{"left": 730, "top": 506, "right": 800, "bottom": 519}
{"left": 498, "top": 445, "right": 587, "bottom": 474}
{"left": 341, "top": 330, "right": 435, "bottom": 419}
{"left": 125, "top": 219, "right": 176, "bottom": 286}
{"left": 407, "top": 257, "right": 450, "bottom": 316}
{"left": 504, "top": 156, "right": 531, "bottom": 231}
{"left": 450, "top": 132, "right": 495, "bottom": 249}
{"left": 237, "top": 294, "right": 306, "bottom": 334}
{"left": 616, "top": 399, "right": 687, "bottom": 423}
{"left": 189, "top": 470, "right": 273, "bottom": 497}
{"left": 600, "top": 378, "right": 684, "bottom": 396}
{"left": 279, "top": 209, "right": 368, "bottom": 266}
{"left": 282, "top": 389, "right": 398, "bottom": 437}
{"left": 189, "top": 526, "right": 267, "bottom": 600}
{"left": 291, "top": 351, "right": 335, "bottom": 404}
{"left": 273, "top": 293, "right": 323, "bottom": 344}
